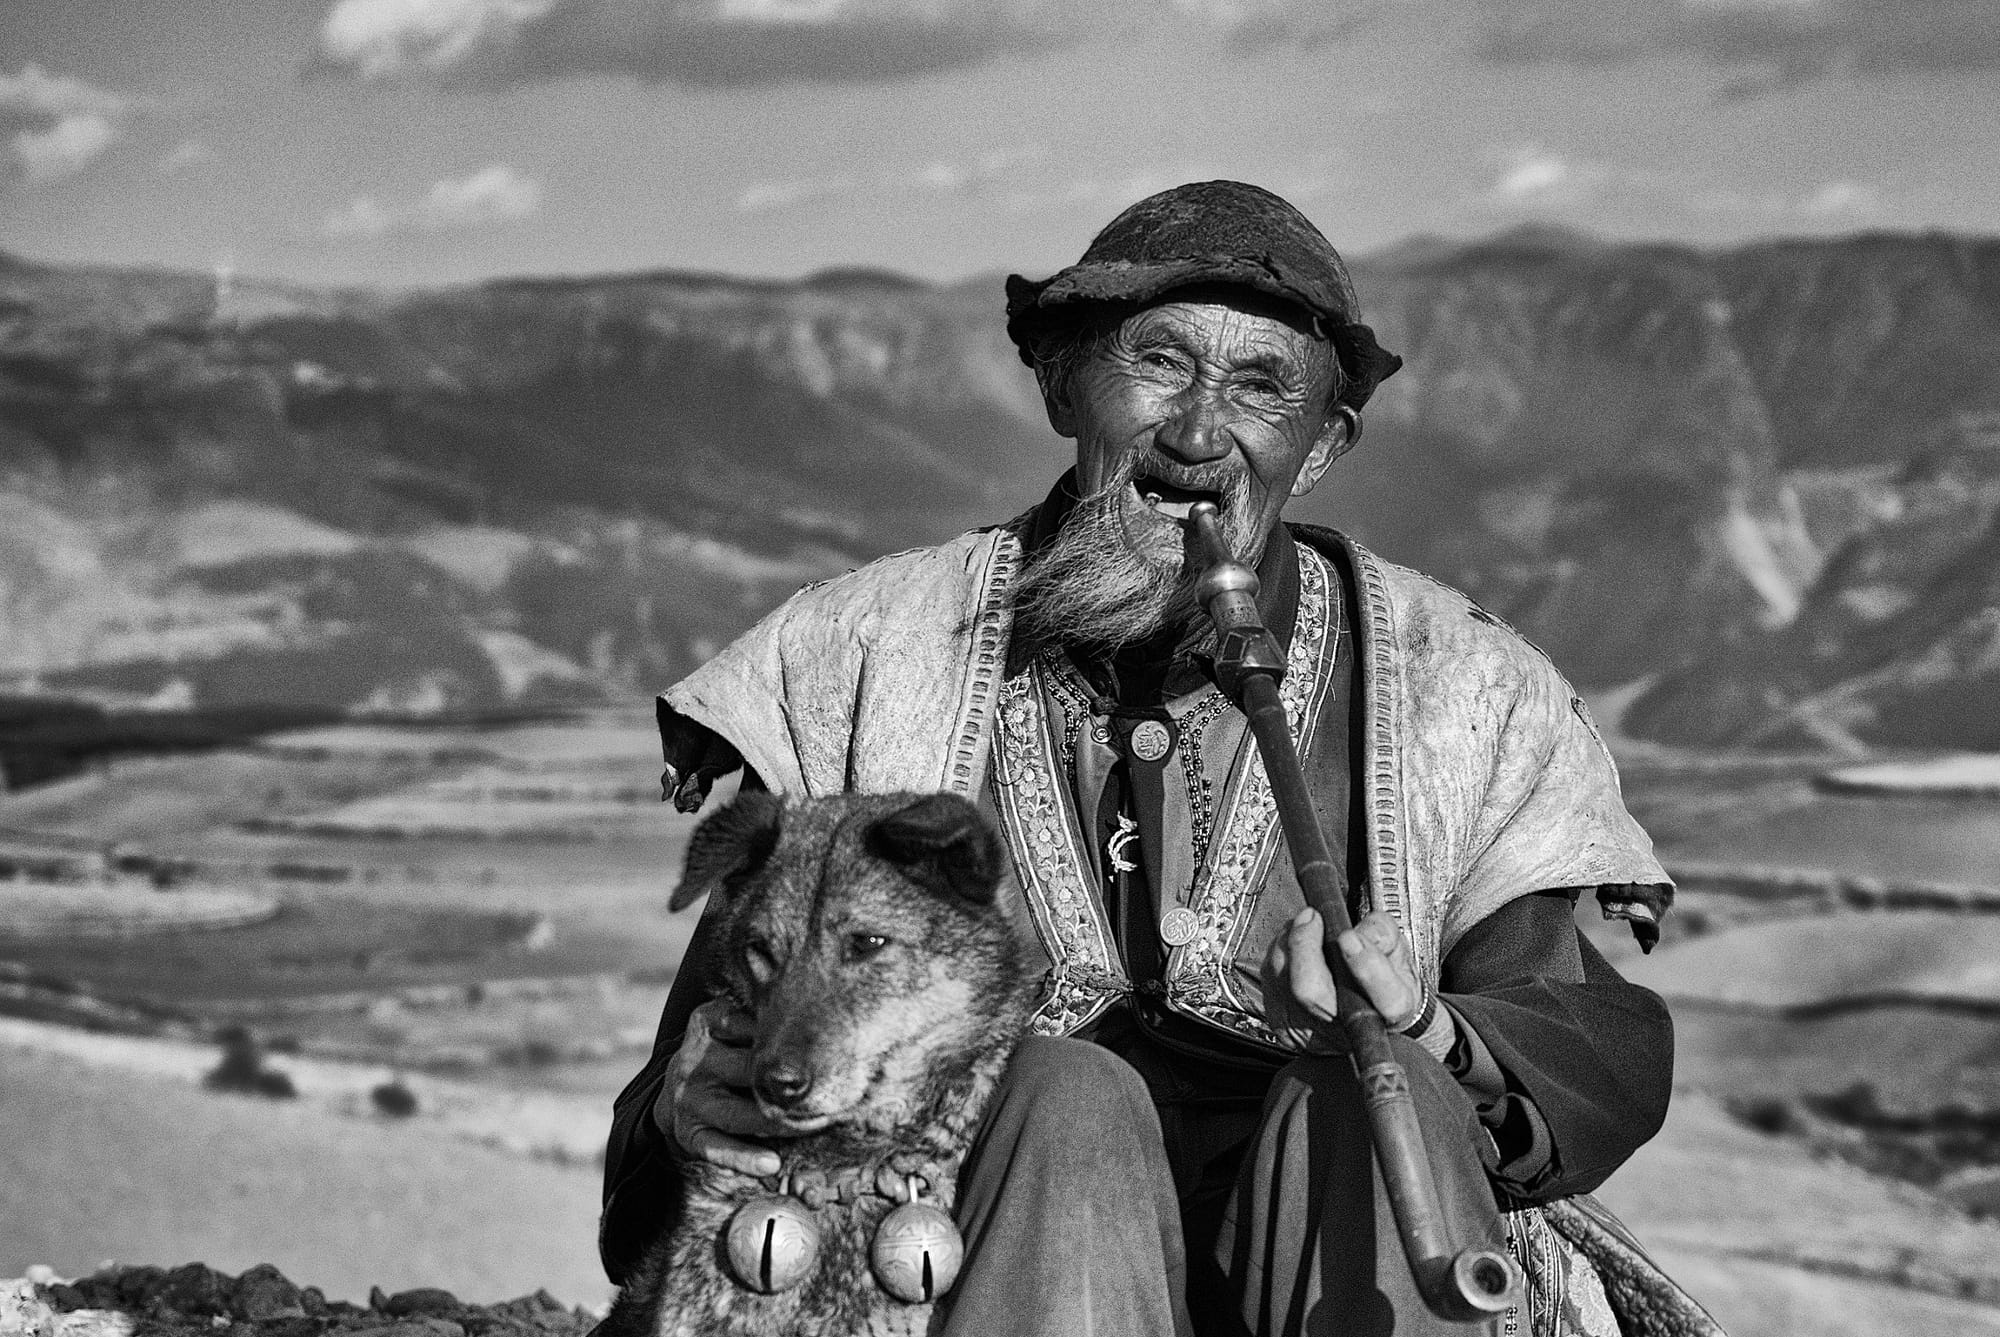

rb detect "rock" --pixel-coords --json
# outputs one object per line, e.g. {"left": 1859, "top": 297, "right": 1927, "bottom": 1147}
{"left": 343, "top": 1320, "right": 463, "bottom": 1337}
{"left": 54, "top": 1276, "right": 121, "bottom": 1313}
{"left": 41, "top": 1285, "right": 86, "bottom": 1313}
{"left": 231, "top": 1266, "right": 305, "bottom": 1322}
{"left": 410, "top": 1321, "right": 465, "bottom": 1337}
{"left": 244, "top": 1320, "right": 321, "bottom": 1337}
{"left": 379, "top": 1289, "right": 461, "bottom": 1319}
{"left": 459, "top": 1322, "right": 540, "bottom": 1337}
{"left": 152, "top": 1264, "right": 235, "bottom": 1318}
{"left": 112, "top": 1269, "right": 162, "bottom": 1309}
{"left": 1, "top": 1279, "right": 135, "bottom": 1337}
{"left": 1, "top": 1279, "right": 54, "bottom": 1337}
{"left": 484, "top": 1293, "right": 564, "bottom": 1321}
{"left": 1, "top": 1269, "right": 582, "bottom": 1337}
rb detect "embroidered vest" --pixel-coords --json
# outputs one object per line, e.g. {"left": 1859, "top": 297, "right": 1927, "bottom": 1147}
{"left": 659, "top": 518, "right": 1670, "bottom": 1043}
{"left": 988, "top": 543, "right": 1344, "bottom": 1044}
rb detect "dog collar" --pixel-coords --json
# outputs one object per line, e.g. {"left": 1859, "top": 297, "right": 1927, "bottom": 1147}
{"left": 757, "top": 1152, "right": 959, "bottom": 1212}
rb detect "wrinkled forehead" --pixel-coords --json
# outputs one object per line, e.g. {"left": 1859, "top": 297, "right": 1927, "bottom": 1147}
{"left": 1100, "top": 288, "right": 1340, "bottom": 385}
{"left": 1140, "top": 281, "right": 1323, "bottom": 340}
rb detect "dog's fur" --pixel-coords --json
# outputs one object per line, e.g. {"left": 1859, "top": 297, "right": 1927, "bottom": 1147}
{"left": 600, "top": 791, "right": 1037, "bottom": 1337}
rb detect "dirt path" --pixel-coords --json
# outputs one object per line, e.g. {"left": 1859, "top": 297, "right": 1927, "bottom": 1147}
{"left": 0, "top": 1044, "right": 613, "bottom": 1308}
{"left": 1601, "top": 1091, "right": 2000, "bottom": 1336}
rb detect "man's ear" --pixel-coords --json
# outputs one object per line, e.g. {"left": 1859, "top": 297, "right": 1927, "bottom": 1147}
{"left": 865, "top": 793, "right": 1005, "bottom": 907}
{"left": 1291, "top": 405, "right": 1361, "bottom": 499}
{"left": 669, "top": 790, "right": 783, "bottom": 912}
{"left": 1036, "top": 366, "right": 1079, "bottom": 440}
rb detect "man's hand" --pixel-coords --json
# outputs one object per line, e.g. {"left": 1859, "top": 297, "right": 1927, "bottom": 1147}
{"left": 653, "top": 999, "right": 788, "bottom": 1177}
{"left": 1262, "top": 907, "right": 1426, "bottom": 1050}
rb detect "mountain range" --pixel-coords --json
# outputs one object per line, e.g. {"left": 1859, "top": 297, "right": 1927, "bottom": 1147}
{"left": 2, "top": 226, "right": 1997, "bottom": 754}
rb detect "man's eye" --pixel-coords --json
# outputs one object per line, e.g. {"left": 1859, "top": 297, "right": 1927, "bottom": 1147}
{"left": 846, "top": 933, "right": 890, "bottom": 960}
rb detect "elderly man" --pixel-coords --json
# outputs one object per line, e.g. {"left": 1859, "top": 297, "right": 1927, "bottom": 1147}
{"left": 602, "top": 182, "right": 1693, "bottom": 1336}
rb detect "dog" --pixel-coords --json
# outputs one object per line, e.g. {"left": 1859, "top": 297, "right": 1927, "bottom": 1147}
{"left": 598, "top": 790, "right": 1037, "bottom": 1337}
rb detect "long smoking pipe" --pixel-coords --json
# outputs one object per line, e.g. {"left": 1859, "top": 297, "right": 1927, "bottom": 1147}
{"left": 1186, "top": 500, "right": 1522, "bottom": 1325}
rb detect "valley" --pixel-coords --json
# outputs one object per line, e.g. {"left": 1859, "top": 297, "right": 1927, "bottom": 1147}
{"left": 5, "top": 230, "right": 2000, "bottom": 1333}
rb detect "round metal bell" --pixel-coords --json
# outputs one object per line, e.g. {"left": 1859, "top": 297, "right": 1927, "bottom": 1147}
{"left": 724, "top": 1195, "right": 821, "bottom": 1293}
{"left": 870, "top": 1200, "right": 964, "bottom": 1303}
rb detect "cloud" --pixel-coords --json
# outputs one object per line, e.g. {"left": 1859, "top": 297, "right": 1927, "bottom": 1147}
{"left": 1689, "top": 177, "right": 1885, "bottom": 220}
{"left": 310, "top": 0, "right": 1382, "bottom": 87}
{"left": 1476, "top": 0, "right": 2000, "bottom": 90}
{"left": 1487, "top": 146, "right": 1613, "bottom": 206}
{"left": 909, "top": 145, "right": 1048, "bottom": 196}
{"left": 319, "top": 0, "right": 560, "bottom": 80}
{"left": 1492, "top": 148, "right": 1575, "bottom": 201}
{"left": 1798, "top": 179, "right": 1878, "bottom": 216}
{"left": 733, "top": 147, "right": 1353, "bottom": 223}
{"left": 13, "top": 113, "right": 117, "bottom": 181}
{"left": 0, "top": 65, "right": 124, "bottom": 119}
{"left": 159, "top": 139, "right": 216, "bottom": 174}
{"left": 420, "top": 162, "right": 542, "bottom": 222}
{"left": 1482, "top": 142, "right": 1889, "bottom": 225}
{"left": 323, "top": 194, "right": 397, "bottom": 237}
{"left": 737, "top": 145, "right": 1055, "bottom": 214}
{"left": 323, "top": 163, "right": 543, "bottom": 236}
{"left": 735, "top": 176, "right": 855, "bottom": 213}
{"left": 0, "top": 64, "right": 127, "bottom": 184}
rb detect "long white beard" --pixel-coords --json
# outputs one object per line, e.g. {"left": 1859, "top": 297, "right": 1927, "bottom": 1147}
{"left": 1012, "top": 462, "right": 1258, "bottom": 651}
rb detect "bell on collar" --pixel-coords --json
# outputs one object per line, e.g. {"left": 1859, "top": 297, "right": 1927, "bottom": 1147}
{"left": 725, "top": 1194, "right": 821, "bottom": 1293}
{"left": 871, "top": 1184, "right": 964, "bottom": 1304}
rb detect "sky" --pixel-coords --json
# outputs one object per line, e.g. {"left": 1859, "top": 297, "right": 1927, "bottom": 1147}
{"left": 1, "top": 0, "right": 1997, "bottom": 291}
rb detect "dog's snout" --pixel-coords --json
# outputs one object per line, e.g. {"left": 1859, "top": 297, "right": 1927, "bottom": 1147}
{"left": 755, "top": 1061, "right": 815, "bottom": 1109}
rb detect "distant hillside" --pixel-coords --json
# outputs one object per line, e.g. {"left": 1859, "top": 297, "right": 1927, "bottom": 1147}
{"left": 2, "top": 233, "right": 1996, "bottom": 749}
{"left": 1327, "top": 229, "right": 2000, "bottom": 749}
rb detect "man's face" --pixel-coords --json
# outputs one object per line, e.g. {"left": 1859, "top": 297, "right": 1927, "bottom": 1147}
{"left": 1049, "top": 296, "right": 1353, "bottom": 569}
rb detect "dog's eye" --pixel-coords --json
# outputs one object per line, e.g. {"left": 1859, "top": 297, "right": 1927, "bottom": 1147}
{"left": 743, "top": 939, "right": 779, "bottom": 984}
{"left": 845, "top": 932, "right": 890, "bottom": 961}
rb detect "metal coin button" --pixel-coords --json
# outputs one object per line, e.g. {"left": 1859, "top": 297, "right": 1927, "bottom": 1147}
{"left": 1159, "top": 906, "right": 1200, "bottom": 947}
{"left": 1130, "top": 719, "right": 1173, "bottom": 762}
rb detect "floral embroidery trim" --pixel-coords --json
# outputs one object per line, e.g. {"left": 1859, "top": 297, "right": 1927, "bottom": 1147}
{"left": 1164, "top": 544, "right": 1343, "bottom": 1045}
{"left": 990, "top": 545, "right": 1346, "bottom": 1044}
{"left": 992, "top": 665, "right": 1127, "bottom": 1036}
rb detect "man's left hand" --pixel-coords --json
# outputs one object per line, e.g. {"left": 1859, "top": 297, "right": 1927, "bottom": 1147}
{"left": 1263, "top": 906, "right": 1425, "bottom": 1050}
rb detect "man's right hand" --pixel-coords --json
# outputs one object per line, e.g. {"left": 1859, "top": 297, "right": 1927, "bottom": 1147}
{"left": 653, "top": 998, "right": 787, "bottom": 1177}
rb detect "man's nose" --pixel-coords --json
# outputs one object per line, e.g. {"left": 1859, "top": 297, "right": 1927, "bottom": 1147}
{"left": 1154, "top": 388, "right": 1232, "bottom": 465}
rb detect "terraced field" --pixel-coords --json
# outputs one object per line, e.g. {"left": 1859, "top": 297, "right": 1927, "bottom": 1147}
{"left": 0, "top": 711, "right": 700, "bottom": 1093}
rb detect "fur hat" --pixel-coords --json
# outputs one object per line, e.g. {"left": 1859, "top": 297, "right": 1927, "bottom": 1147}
{"left": 1004, "top": 179, "right": 1402, "bottom": 410}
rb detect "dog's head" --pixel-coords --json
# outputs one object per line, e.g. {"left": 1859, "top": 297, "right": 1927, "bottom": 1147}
{"left": 670, "top": 791, "right": 1030, "bottom": 1137}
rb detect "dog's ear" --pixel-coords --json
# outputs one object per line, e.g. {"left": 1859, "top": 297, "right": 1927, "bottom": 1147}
{"left": 865, "top": 793, "right": 1004, "bottom": 907}
{"left": 670, "top": 790, "right": 783, "bottom": 912}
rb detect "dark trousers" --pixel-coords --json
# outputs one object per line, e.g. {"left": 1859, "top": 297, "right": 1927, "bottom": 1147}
{"left": 938, "top": 1035, "right": 1507, "bottom": 1337}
